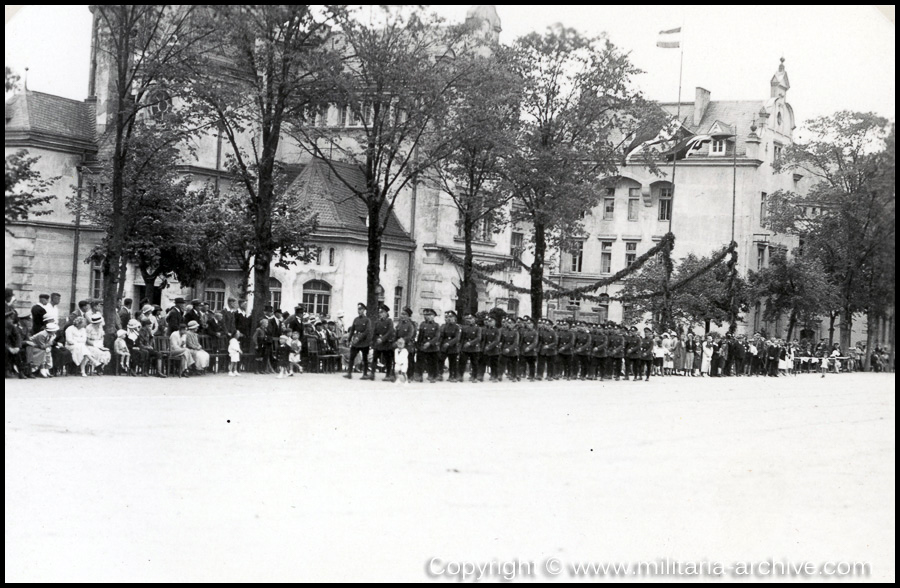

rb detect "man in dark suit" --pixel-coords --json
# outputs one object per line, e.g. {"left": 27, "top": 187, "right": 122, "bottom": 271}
{"left": 222, "top": 298, "right": 237, "bottom": 338}
{"left": 184, "top": 299, "right": 202, "bottom": 330}
{"left": 31, "top": 294, "right": 50, "bottom": 335}
{"left": 166, "top": 297, "right": 186, "bottom": 335}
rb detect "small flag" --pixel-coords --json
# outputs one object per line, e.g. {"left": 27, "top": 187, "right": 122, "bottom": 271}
{"left": 657, "top": 27, "right": 681, "bottom": 49}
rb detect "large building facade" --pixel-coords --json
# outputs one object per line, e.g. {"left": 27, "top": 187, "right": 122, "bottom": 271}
{"left": 4, "top": 7, "right": 877, "bottom": 345}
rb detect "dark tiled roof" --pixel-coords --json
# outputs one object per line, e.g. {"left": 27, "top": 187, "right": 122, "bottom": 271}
{"left": 284, "top": 158, "right": 413, "bottom": 244}
{"left": 659, "top": 100, "right": 763, "bottom": 157}
{"left": 5, "top": 91, "right": 96, "bottom": 143}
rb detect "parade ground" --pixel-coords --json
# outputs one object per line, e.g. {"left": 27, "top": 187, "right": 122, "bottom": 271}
{"left": 5, "top": 373, "right": 895, "bottom": 582}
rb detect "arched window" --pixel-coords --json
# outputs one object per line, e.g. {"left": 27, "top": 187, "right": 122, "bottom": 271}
{"left": 146, "top": 88, "right": 172, "bottom": 120}
{"left": 205, "top": 278, "right": 226, "bottom": 311}
{"left": 269, "top": 277, "right": 282, "bottom": 311}
{"left": 302, "top": 279, "right": 331, "bottom": 316}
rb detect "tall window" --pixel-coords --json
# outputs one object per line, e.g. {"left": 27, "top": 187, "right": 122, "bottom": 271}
{"left": 628, "top": 188, "right": 640, "bottom": 221}
{"left": 510, "top": 232, "right": 524, "bottom": 264}
{"left": 90, "top": 263, "right": 103, "bottom": 300}
{"left": 658, "top": 186, "right": 672, "bottom": 222}
{"left": 773, "top": 144, "right": 783, "bottom": 162}
{"left": 600, "top": 241, "right": 613, "bottom": 274}
{"left": 329, "top": 247, "right": 335, "bottom": 266}
{"left": 757, "top": 246, "right": 766, "bottom": 271}
{"left": 570, "top": 241, "right": 583, "bottom": 273}
{"left": 205, "top": 279, "right": 226, "bottom": 311}
{"left": 302, "top": 280, "right": 331, "bottom": 316}
{"left": 393, "top": 286, "right": 403, "bottom": 317}
{"left": 506, "top": 298, "right": 519, "bottom": 317}
{"left": 603, "top": 191, "right": 616, "bottom": 220}
{"left": 269, "top": 277, "right": 282, "bottom": 311}
{"left": 315, "top": 248, "right": 322, "bottom": 265}
{"left": 760, "top": 192, "right": 768, "bottom": 225}
{"left": 456, "top": 212, "right": 493, "bottom": 242}
{"left": 383, "top": 254, "right": 387, "bottom": 271}
{"left": 336, "top": 104, "right": 348, "bottom": 127}
{"left": 625, "top": 241, "right": 638, "bottom": 266}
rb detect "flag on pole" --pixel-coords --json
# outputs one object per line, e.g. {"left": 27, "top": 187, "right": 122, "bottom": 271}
{"left": 657, "top": 27, "right": 681, "bottom": 48}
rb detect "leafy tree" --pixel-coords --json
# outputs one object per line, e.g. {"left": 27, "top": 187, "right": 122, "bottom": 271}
{"left": 506, "top": 25, "right": 664, "bottom": 319}
{"left": 291, "top": 5, "right": 475, "bottom": 318}
{"left": 191, "top": 4, "right": 340, "bottom": 325}
{"left": 749, "top": 249, "right": 840, "bottom": 340}
{"left": 422, "top": 51, "right": 522, "bottom": 316}
{"left": 620, "top": 252, "right": 751, "bottom": 333}
{"left": 88, "top": 5, "right": 214, "bottom": 334}
{"left": 768, "top": 111, "right": 894, "bottom": 350}
{"left": 72, "top": 120, "right": 228, "bottom": 302}
{"left": 5, "top": 67, "right": 57, "bottom": 231}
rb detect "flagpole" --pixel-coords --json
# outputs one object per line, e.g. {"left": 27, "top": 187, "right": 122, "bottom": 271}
{"left": 731, "top": 121, "right": 737, "bottom": 242}
{"left": 669, "top": 39, "right": 683, "bottom": 235}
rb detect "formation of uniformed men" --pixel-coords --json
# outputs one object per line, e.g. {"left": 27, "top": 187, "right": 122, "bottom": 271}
{"left": 341, "top": 302, "right": 666, "bottom": 383}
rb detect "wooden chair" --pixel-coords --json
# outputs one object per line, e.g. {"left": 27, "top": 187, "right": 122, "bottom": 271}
{"left": 198, "top": 334, "right": 228, "bottom": 373}
{"left": 152, "top": 336, "right": 182, "bottom": 376}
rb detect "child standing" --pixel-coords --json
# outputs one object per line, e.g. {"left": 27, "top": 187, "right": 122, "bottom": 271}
{"left": 394, "top": 338, "right": 409, "bottom": 384}
{"left": 288, "top": 331, "right": 303, "bottom": 376}
{"left": 228, "top": 331, "right": 242, "bottom": 377}
{"left": 114, "top": 329, "right": 131, "bottom": 375}
{"left": 276, "top": 335, "right": 291, "bottom": 378}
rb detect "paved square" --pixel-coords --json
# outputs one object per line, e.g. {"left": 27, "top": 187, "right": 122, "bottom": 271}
{"left": 5, "top": 373, "right": 895, "bottom": 581}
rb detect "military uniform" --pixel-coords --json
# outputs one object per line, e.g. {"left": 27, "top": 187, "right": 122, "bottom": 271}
{"left": 458, "top": 321, "right": 482, "bottom": 382}
{"left": 625, "top": 329, "right": 642, "bottom": 380}
{"left": 372, "top": 310, "right": 396, "bottom": 380}
{"left": 536, "top": 322, "right": 558, "bottom": 380}
{"left": 574, "top": 325, "right": 593, "bottom": 380}
{"left": 416, "top": 314, "right": 441, "bottom": 382}
{"left": 556, "top": 324, "right": 575, "bottom": 380}
{"left": 499, "top": 323, "right": 519, "bottom": 382}
{"left": 439, "top": 315, "right": 462, "bottom": 382}
{"left": 591, "top": 326, "right": 608, "bottom": 380}
{"left": 519, "top": 322, "right": 539, "bottom": 380}
{"left": 480, "top": 321, "right": 502, "bottom": 381}
{"left": 346, "top": 306, "right": 374, "bottom": 379}
{"left": 607, "top": 327, "right": 625, "bottom": 380}
{"left": 639, "top": 332, "right": 654, "bottom": 380}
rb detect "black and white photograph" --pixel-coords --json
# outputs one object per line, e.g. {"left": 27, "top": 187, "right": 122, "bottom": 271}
{"left": 5, "top": 4, "right": 895, "bottom": 582}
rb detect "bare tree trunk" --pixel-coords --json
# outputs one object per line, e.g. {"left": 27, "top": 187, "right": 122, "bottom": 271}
{"left": 840, "top": 305, "right": 853, "bottom": 351}
{"left": 530, "top": 221, "right": 546, "bottom": 321}
{"left": 457, "top": 219, "right": 475, "bottom": 317}
{"left": 365, "top": 200, "right": 382, "bottom": 321}
{"left": 864, "top": 308, "right": 878, "bottom": 371}
{"left": 786, "top": 309, "right": 797, "bottom": 341}
{"left": 252, "top": 250, "right": 272, "bottom": 329}
{"left": 828, "top": 311, "right": 837, "bottom": 347}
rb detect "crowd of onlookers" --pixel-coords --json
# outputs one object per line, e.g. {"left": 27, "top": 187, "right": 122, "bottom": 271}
{"left": 4, "top": 286, "right": 894, "bottom": 380}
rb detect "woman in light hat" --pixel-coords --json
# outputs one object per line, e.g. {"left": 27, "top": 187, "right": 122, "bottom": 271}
{"left": 185, "top": 320, "right": 210, "bottom": 373}
{"left": 85, "top": 314, "right": 111, "bottom": 372}
{"left": 29, "top": 321, "right": 59, "bottom": 377}
{"left": 65, "top": 316, "right": 96, "bottom": 376}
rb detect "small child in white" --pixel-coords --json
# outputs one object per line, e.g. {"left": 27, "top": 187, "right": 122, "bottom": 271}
{"left": 288, "top": 331, "right": 303, "bottom": 376}
{"left": 114, "top": 329, "right": 130, "bottom": 375}
{"left": 394, "top": 338, "right": 409, "bottom": 384}
{"left": 227, "top": 331, "right": 242, "bottom": 377}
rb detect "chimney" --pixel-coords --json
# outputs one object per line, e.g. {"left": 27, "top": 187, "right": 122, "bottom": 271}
{"left": 693, "top": 87, "right": 710, "bottom": 126}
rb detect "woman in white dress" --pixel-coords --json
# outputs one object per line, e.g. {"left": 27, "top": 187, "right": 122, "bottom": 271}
{"left": 661, "top": 333, "right": 675, "bottom": 375}
{"left": 65, "top": 317, "right": 97, "bottom": 376}
{"left": 184, "top": 320, "right": 210, "bottom": 373}
{"left": 85, "top": 315, "right": 111, "bottom": 372}
{"left": 700, "top": 336, "right": 714, "bottom": 376}
{"left": 169, "top": 323, "right": 192, "bottom": 376}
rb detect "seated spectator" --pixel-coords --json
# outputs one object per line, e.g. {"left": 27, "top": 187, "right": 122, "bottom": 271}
{"left": 185, "top": 320, "right": 210, "bottom": 374}
{"left": 114, "top": 329, "right": 132, "bottom": 375}
{"left": 85, "top": 315, "right": 111, "bottom": 373}
{"left": 29, "top": 321, "right": 59, "bottom": 378}
{"left": 6, "top": 310, "right": 29, "bottom": 378}
{"left": 168, "top": 324, "right": 192, "bottom": 377}
{"left": 66, "top": 317, "right": 99, "bottom": 377}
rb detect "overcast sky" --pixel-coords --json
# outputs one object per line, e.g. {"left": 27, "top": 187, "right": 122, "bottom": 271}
{"left": 5, "top": 5, "right": 895, "bottom": 135}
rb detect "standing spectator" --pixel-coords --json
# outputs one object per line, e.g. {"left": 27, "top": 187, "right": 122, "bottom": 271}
{"left": 683, "top": 332, "right": 697, "bottom": 376}
{"left": 222, "top": 298, "right": 238, "bottom": 338}
{"left": 118, "top": 298, "right": 133, "bottom": 331}
{"left": 334, "top": 311, "right": 346, "bottom": 338}
{"left": 166, "top": 297, "right": 186, "bottom": 335}
{"left": 31, "top": 293, "right": 50, "bottom": 335}
{"left": 6, "top": 309, "right": 28, "bottom": 378}
{"left": 235, "top": 300, "right": 251, "bottom": 343}
{"left": 700, "top": 336, "right": 714, "bottom": 376}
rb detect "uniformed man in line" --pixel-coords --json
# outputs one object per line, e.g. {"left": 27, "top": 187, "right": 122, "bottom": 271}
{"left": 345, "top": 302, "right": 374, "bottom": 380}
{"left": 607, "top": 323, "right": 626, "bottom": 381}
{"left": 480, "top": 314, "right": 502, "bottom": 382}
{"left": 416, "top": 308, "right": 441, "bottom": 383}
{"left": 624, "top": 326, "right": 642, "bottom": 381}
{"left": 396, "top": 306, "right": 417, "bottom": 377}
{"left": 373, "top": 304, "right": 396, "bottom": 381}
{"left": 458, "top": 313, "right": 482, "bottom": 383}
{"left": 639, "top": 327, "right": 655, "bottom": 381}
{"left": 590, "top": 322, "right": 608, "bottom": 381}
{"left": 574, "top": 322, "right": 593, "bottom": 380}
{"left": 519, "top": 316, "right": 539, "bottom": 381}
{"left": 499, "top": 316, "right": 519, "bottom": 382}
{"left": 556, "top": 320, "right": 575, "bottom": 380}
{"left": 439, "top": 310, "right": 462, "bottom": 382}
{"left": 536, "top": 318, "right": 558, "bottom": 381}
